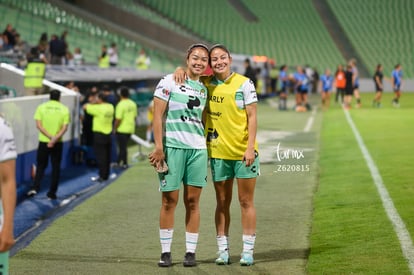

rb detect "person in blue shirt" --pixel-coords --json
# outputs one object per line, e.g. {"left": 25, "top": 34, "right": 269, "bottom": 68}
{"left": 391, "top": 64, "right": 403, "bottom": 107}
{"left": 293, "top": 66, "right": 310, "bottom": 111}
{"left": 278, "top": 65, "right": 289, "bottom": 110}
{"left": 319, "top": 69, "right": 334, "bottom": 109}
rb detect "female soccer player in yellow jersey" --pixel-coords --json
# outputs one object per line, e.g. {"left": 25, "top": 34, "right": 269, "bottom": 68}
{"left": 207, "top": 44, "right": 259, "bottom": 266}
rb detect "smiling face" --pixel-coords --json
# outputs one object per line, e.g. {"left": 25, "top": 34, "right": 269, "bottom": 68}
{"left": 209, "top": 46, "right": 232, "bottom": 80}
{"left": 186, "top": 46, "right": 209, "bottom": 80}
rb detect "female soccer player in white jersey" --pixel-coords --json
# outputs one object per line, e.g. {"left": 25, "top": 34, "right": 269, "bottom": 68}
{"left": 148, "top": 44, "right": 209, "bottom": 268}
{"left": 0, "top": 116, "right": 17, "bottom": 275}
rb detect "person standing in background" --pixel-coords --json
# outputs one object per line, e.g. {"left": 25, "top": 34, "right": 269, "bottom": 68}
{"left": 108, "top": 43, "right": 118, "bottom": 67}
{"left": 0, "top": 115, "right": 17, "bottom": 275}
{"left": 243, "top": 58, "right": 257, "bottom": 88}
{"left": 84, "top": 92, "right": 115, "bottom": 182}
{"left": 293, "top": 66, "right": 310, "bottom": 111}
{"left": 372, "top": 64, "right": 384, "bottom": 108}
{"left": 334, "top": 64, "right": 346, "bottom": 104}
{"left": 349, "top": 58, "right": 361, "bottom": 108}
{"left": 136, "top": 48, "right": 151, "bottom": 70}
{"left": 343, "top": 64, "right": 354, "bottom": 110}
{"left": 114, "top": 87, "right": 137, "bottom": 168}
{"left": 391, "top": 64, "right": 403, "bottom": 107}
{"left": 278, "top": 65, "right": 289, "bottom": 110}
{"left": 27, "top": 90, "right": 70, "bottom": 200}
{"left": 269, "top": 60, "right": 279, "bottom": 95}
{"left": 98, "top": 44, "right": 109, "bottom": 68}
{"left": 319, "top": 68, "right": 334, "bottom": 109}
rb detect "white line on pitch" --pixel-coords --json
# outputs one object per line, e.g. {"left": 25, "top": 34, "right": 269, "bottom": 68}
{"left": 304, "top": 107, "right": 317, "bottom": 132}
{"left": 343, "top": 109, "right": 414, "bottom": 273}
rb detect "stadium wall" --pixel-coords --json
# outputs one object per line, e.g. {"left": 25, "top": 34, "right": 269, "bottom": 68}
{"left": 0, "top": 64, "right": 80, "bottom": 201}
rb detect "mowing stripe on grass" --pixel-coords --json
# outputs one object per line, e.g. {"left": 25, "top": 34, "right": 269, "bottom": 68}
{"left": 343, "top": 108, "right": 414, "bottom": 273}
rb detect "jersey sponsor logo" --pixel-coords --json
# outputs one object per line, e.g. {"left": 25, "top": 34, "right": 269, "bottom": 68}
{"left": 162, "top": 88, "right": 170, "bottom": 96}
{"left": 180, "top": 115, "right": 202, "bottom": 124}
{"left": 250, "top": 165, "right": 257, "bottom": 173}
{"left": 179, "top": 85, "right": 207, "bottom": 99}
{"left": 206, "top": 127, "right": 219, "bottom": 142}
{"left": 209, "top": 95, "right": 224, "bottom": 103}
{"left": 187, "top": 96, "right": 200, "bottom": 110}
{"left": 207, "top": 111, "right": 222, "bottom": 118}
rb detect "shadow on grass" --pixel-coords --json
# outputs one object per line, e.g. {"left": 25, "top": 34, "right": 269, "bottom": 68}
{"left": 16, "top": 247, "right": 310, "bottom": 265}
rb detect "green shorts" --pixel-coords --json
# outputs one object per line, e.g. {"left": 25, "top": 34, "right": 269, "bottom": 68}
{"left": 158, "top": 147, "right": 207, "bottom": 192}
{"left": 210, "top": 156, "right": 260, "bottom": 182}
{"left": 0, "top": 252, "right": 9, "bottom": 274}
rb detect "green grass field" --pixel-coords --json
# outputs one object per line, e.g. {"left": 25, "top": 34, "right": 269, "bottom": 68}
{"left": 10, "top": 92, "right": 414, "bottom": 274}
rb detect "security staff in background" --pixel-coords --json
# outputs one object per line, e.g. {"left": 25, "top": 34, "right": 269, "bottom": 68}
{"left": 114, "top": 87, "right": 137, "bottom": 168}
{"left": 24, "top": 45, "right": 47, "bottom": 95}
{"left": 98, "top": 44, "right": 110, "bottom": 68}
{"left": 83, "top": 91, "right": 114, "bottom": 182}
{"left": 27, "top": 90, "right": 70, "bottom": 200}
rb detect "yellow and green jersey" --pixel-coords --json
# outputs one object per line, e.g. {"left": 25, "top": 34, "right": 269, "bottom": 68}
{"left": 86, "top": 103, "right": 114, "bottom": 135}
{"left": 204, "top": 73, "right": 258, "bottom": 160}
{"left": 34, "top": 100, "right": 70, "bottom": 142}
{"left": 115, "top": 98, "right": 137, "bottom": 134}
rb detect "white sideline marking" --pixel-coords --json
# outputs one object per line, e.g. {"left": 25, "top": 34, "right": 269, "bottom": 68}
{"left": 304, "top": 107, "right": 317, "bottom": 132}
{"left": 343, "top": 109, "right": 414, "bottom": 273}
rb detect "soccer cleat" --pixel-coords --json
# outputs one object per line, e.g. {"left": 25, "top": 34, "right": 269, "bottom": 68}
{"left": 183, "top": 252, "right": 196, "bottom": 267}
{"left": 27, "top": 189, "right": 37, "bottom": 197}
{"left": 215, "top": 250, "right": 229, "bottom": 265}
{"left": 239, "top": 252, "right": 254, "bottom": 266}
{"left": 158, "top": 252, "right": 172, "bottom": 267}
{"left": 91, "top": 176, "right": 104, "bottom": 182}
{"left": 47, "top": 192, "right": 57, "bottom": 200}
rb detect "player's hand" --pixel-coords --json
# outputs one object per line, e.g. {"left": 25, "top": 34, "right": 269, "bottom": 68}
{"left": 242, "top": 148, "right": 256, "bottom": 167}
{"left": 148, "top": 149, "right": 164, "bottom": 167}
{"left": 173, "top": 67, "right": 186, "bottom": 85}
{"left": 0, "top": 230, "right": 15, "bottom": 252}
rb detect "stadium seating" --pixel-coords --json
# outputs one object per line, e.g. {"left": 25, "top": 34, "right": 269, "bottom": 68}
{"left": 104, "top": 0, "right": 195, "bottom": 40}
{"left": 0, "top": 0, "right": 178, "bottom": 72}
{"left": 327, "top": 0, "right": 414, "bottom": 77}
{"left": 139, "top": 0, "right": 345, "bottom": 72}
{"left": 2, "top": 0, "right": 411, "bottom": 77}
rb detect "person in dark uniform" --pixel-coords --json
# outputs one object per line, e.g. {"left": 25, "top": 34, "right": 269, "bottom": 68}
{"left": 344, "top": 64, "right": 354, "bottom": 110}
{"left": 372, "top": 64, "right": 384, "bottom": 108}
{"left": 27, "top": 90, "right": 70, "bottom": 199}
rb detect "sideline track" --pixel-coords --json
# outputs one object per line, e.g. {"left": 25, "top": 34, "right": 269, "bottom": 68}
{"left": 343, "top": 108, "right": 414, "bottom": 273}
{"left": 11, "top": 166, "right": 125, "bottom": 256}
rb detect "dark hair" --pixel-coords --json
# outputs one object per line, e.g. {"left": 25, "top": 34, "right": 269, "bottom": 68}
{"left": 50, "top": 89, "right": 61, "bottom": 101}
{"left": 186, "top": 43, "right": 209, "bottom": 59}
{"left": 97, "top": 91, "right": 107, "bottom": 102}
{"left": 209, "top": 44, "right": 231, "bottom": 56}
{"left": 208, "top": 44, "right": 231, "bottom": 67}
{"left": 120, "top": 86, "right": 130, "bottom": 98}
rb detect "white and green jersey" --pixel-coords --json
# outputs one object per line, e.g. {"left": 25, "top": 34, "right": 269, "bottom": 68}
{"left": 154, "top": 74, "right": 208, "bottom": 149}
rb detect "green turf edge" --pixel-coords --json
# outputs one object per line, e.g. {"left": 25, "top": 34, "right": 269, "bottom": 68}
{"left": 306, "top": 94, "right": 413, "bottom": 274}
